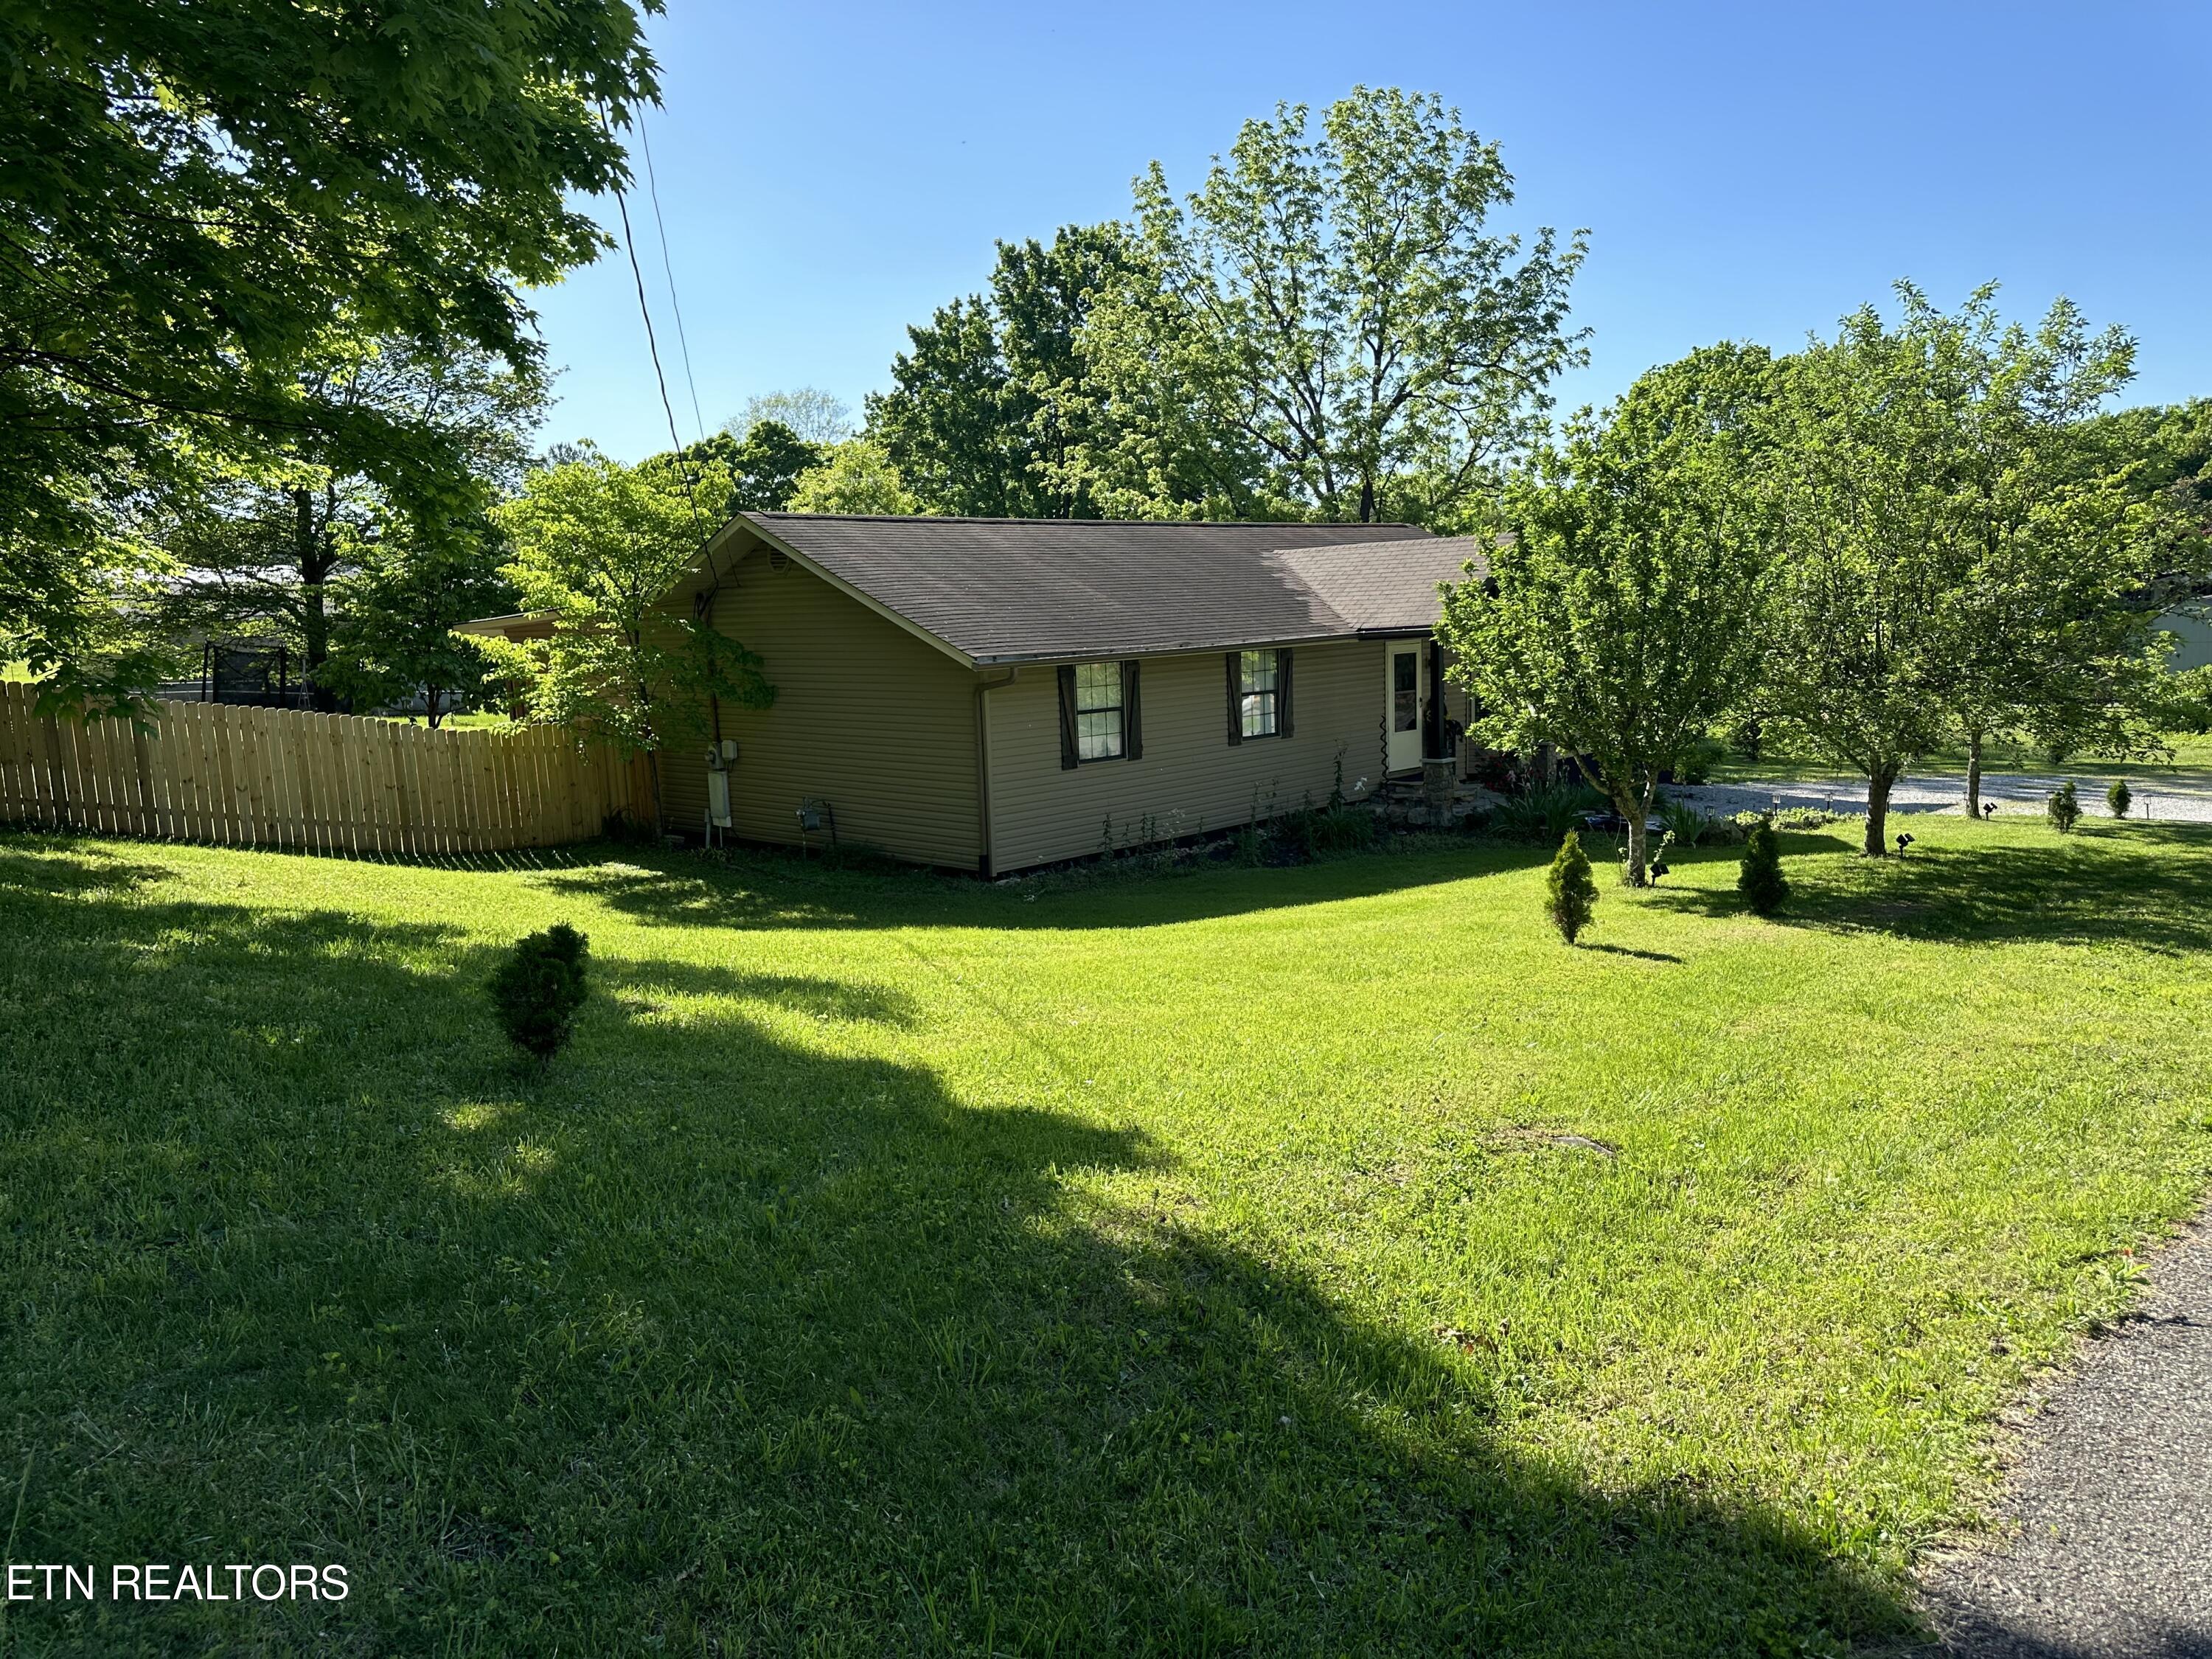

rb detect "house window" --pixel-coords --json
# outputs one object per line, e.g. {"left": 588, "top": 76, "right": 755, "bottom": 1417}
{"left": 1074, "top": 661, "right": 1124, "bottom": 760}
{"left": 1393, "top": 649, "right": 1419, "bottom": 731}
{"left": 1239, "top": 649, "right": 1279, "bottom": 738}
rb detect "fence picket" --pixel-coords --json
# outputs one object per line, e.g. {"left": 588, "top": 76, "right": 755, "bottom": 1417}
{"left": 0, "top": 698, "right": 642, "bottom": 852}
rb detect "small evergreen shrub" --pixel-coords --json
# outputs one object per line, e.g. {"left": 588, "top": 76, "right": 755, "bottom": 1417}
{"left": 1545, "top": 830, "right": 1598, "bottom": 945}
{"left": 490, "top": 923, "right": 591, "bottom": 1064}
{"left": 2047, "top": 782, "right": 2081, "bottom": 833}
{"left": 1737, "top": 819, "right": 1789, "bottom": 916}
{"left": 2107, "top": 779, "right": 2132, "bottom": 820}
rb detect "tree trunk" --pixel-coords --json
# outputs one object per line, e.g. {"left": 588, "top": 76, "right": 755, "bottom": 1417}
{"left": 425, "top": 686, "right": 445, "bottom": 729}
{"left": 295, "top": 487, "right": 336, "bottom": 712}
{"left": 1864, "top": 763, "right": 1899, "bottom": 857}
{"left": 1615, "top": 788, "right": 1648, "bottom": 886}
{"left": 1357, "top": 477, "right": 1376, "bottom": 524}
{"left": 638, "top": 678, "right": 664, "bottom": 836}
{"left": 1964, "top": 728, "right": 1983, "bottom": 818}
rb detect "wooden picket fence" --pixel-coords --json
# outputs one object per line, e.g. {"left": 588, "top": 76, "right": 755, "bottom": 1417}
{"left": 0, "top": 683, "right": 651, "bottom": 855}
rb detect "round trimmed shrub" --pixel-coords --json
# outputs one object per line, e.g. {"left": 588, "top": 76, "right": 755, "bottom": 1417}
{"left": 490, "top": 922, "right": 591, "bottom": 1063}
{"left": 2047, "top": 782, "right": 2081, "bottom": 834}
{"left": 1737, "top": 818, "right": 1789, "bottom": 916}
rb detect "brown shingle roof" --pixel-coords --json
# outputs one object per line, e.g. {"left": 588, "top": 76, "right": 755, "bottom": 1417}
{"left": 1266, "top": 538, "right": 1489, "bottom": 635}
{"left": 731, "top": 513, "right": 1448, "bottom": 664}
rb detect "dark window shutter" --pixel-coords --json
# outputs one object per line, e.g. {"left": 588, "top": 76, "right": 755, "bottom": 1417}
{"left": 1057, "top": 664, "right": 1078, "bottom": 770}
{"left": 1121, "top": 661, "right": 1142, "bottom": 760}
{"left": 1278, "top": 648, "right": 1294, "bottom": 738}
{"left": 1225, "top": 652, "right": 1242, "bottom": 745}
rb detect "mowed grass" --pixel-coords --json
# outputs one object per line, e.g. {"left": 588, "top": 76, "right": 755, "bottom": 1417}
{"left": 3, "top": 819, "right": 2210, "bottom": 1656}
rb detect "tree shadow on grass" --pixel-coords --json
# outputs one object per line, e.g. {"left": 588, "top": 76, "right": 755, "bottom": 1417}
{"left": 1651, "top": 824, "right": 2212, "bottom": 954}
{"left": 595, "top": 958, "right": 923, "bottom": 1026}
{"left": 532, "top": 836, "right": 1554, "bottom": 936}
{"left": 0, "top": 841, "right": 1915, "bottom": 1657}
{"left": 1581, "top": 942, "right": 1685, "bottom": 964}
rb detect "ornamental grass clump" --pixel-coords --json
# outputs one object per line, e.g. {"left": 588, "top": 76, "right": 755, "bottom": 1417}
{"left": 1737, "top": 818, "right": 1789, "bottom": 916}
{"left": 2107, "top": 779, "right": 2132, "bottom": 820}
{"left": 2047, "top": 782, "right": 2081, "bottom": 834}
{"left": 1545, "top": 830, "right": 1598, "bottom": 945}
{"left": 490, "top": 923, "right": 591, "bottom": 1065}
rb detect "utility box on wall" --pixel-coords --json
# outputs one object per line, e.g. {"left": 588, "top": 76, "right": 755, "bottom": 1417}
{"left": 705, "top": 740, "right": 737, "bottom": 832}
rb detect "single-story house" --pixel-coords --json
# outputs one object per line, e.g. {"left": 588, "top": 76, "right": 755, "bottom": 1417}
{"left": 467, "top": 513, "right": 1485, "bottom": 875}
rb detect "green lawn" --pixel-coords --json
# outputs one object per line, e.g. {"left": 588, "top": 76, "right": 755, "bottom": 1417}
{"left": 3, "top": 820, "right": 2209, "bottom": 1655}
{"left": 372, "top": 711, "right": 509, "bottom": 730}
{"left": 1708, "top": 730, "right": 2212, "bottom": 784}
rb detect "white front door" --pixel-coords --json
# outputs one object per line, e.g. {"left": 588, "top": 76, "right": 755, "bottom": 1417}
{"left": 1385, "top": 644, "right": 1423, "bottom": 772}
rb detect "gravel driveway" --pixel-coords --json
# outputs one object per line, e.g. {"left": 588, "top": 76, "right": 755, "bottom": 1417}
{"left": 1674, "top": 771, "right": 2212, "bottom": 825}
{"left": 1907, "top": 1226, "right": 2212, "bottom": 1657}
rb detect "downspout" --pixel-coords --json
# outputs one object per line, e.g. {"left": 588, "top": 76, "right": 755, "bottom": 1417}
{"left": 973, "top": 666, "right": 1020, "bottom": 877}
{"left": 695, "top": 586, "right": 723, "bottom": 747}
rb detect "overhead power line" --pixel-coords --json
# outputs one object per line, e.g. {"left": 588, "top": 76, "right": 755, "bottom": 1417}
{"left": 599, "top": 102, "right": 718, "bottom": 594}
{"left": 637, "top": 114, "right": 709, "bottom": 447}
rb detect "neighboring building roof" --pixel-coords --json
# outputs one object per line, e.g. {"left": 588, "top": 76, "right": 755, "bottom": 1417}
{"left": 1265, "top": 538, "right": 1489, "bottom": 636}
{"left": 722, "top": 513, "right": 1463, "bottom": 665}
{"left": 451, "top": 611, "right": 558, "bottom": 641}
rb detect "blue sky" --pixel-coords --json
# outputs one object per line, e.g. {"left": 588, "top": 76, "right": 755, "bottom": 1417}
{"left": 532, "top": 0, "right": 2211, "bottom": 461}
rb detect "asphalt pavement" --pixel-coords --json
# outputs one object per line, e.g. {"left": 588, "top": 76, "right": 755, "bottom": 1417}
{"left": 1910, "top": 1225, "right": 2212, "bottom": 1657}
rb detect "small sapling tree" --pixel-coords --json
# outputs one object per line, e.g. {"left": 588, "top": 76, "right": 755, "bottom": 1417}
{"left": 2047, "top": 782, "right": 2081, "bottom": 833}
{"left": 1546, "top": 830, "right": 1598, "bottom": 945}
{"left": 490, "top": 447, "right": 776, "bottom": 831}
{"left": 1737, "top": 818, "right": 1789, "bottom": 916}
{"left": 2107, "top": 779, "right": 2132, "bottom": 819}
{"left": 490, "top": 923, "right": 590, "bottom": 1065}
{"left": 1440, "top": 344, "right": 1775, "bottom": 886}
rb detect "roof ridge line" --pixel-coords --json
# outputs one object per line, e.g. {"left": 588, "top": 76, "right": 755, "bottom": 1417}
{"left": 743, "top": 511, "right": 1432, "bottom": 529}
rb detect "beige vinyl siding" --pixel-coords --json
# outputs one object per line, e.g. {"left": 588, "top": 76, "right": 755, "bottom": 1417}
{"left": 656, "top": 545, "right": 981, "bottom": 866}
{"left": 984, "top": 639, "right": 1393, "bottom": 874}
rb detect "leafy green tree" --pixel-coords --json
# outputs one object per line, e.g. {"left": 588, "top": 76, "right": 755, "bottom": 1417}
{"left": 726, "top": 389, "right": 853, "bottom": 448}
{"left": 789, "top": 440, "right": 921, "bottom": 516}
{"left": 1737, "top": 821, "right": 1789, "bottom": 916}
{"left": 490, "top": 447, "right": 774, "bottom": 827}
{"left": 2079, "top": 397, "right": 2212, "bottom": 588}
{"left": 638, "top": 422, "right": 824, "bottom": 518}
{"left": 320, "top": 530, "right": 517, "bottom": 726}
{"left": 1761, "top": 285, "right": 2152, "bottom": 855}
{"left": 1545, "top": 831, "right": 1598, "bottom": 945}
{"left": 2154, "top": 664, "right": 2212, "bottom": 732}
{"left": 1916, "top": 297, "right": 2163, "bottom": 813}
{"left": 1, "top": 0, "right": 657, "bottom": 709}
{"left": 1439, "top": 345, "right": 1775, "bottom": 885}
{"left": 728, "top": 422, "right": 827, "bottom": 512}
{"left": 1074, "top": 86, "right": 1587, "bottom": 524}
{"left": 156, "top": 339, "right": 543, "bottom": 705}
{"left": 870, "top": 225, "right": 1140, "bottom": 518}
{"left": 2107, "top": 779, "right": 2132, "bottom": 819}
